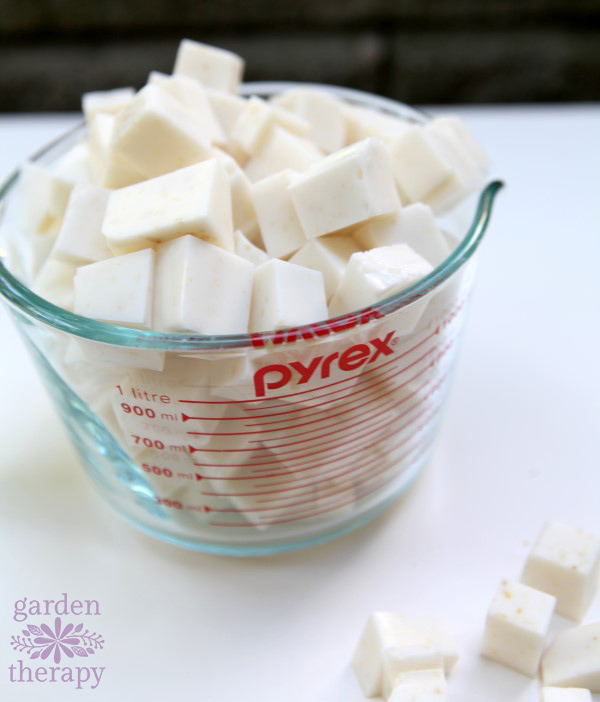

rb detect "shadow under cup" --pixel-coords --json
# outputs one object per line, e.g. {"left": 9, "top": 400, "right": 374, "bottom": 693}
{"left": 0, "top": 84, "right": 502, "bottom": 555}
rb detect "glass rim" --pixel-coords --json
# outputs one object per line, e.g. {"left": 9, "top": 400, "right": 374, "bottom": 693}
{"left": 0, "top": 82, "right": 503, "bottom": 351}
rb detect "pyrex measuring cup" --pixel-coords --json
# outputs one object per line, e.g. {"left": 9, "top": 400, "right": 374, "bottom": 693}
{"left": 0, "top": 84, "right": 502, "bottom": 555}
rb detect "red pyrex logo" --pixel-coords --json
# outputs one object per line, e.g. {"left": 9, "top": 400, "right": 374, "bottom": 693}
{"left": 253, "top": 331, "right": 396, "bottom": 398}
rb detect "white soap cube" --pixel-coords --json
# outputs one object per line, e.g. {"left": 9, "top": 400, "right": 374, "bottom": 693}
{"left": 382, "top": 647, "right": 445, "bottom": 700}
{"left": 102, "top": 159, "right": 233, "bottom": 255}
{"left": 344, "top": 104, "right": 412, "bottom": 145}
{"left": 273, "top": 88, "right": 346, "bottom": 153}
{"left": 244, "top": 126, "right": 322, "bottom": 182}
{"left": 32, "top": 258, "right": 77, "bottom": 310}
{"left": 388, "top": 125, "right": 454, "bottom": 204}
{"left": 234, "top": 230, "right": 270, "bottom": 267}
{"left": 541, "top": 688, "right": 593, "bottom": 702}
{"left": 522, "top": 522, "right": 600, "bottom": 622}
{"left": 250, "top": 259, "right": 328, "bottom": 333}
{"left": 352, "top": 612, "right": 459, "bottom": 698}
{"left": 213, "top": 149, "right": 260, "bottom": 241}
{"left": 231, "top": 96, "right": 309, "bottom": 156}
{"left": 153, "top": 234, "right": 253, "bottom": 335}
{"left": 289, "top": 137, "right": 400, "bottom": 239}
{"left": 251, "top": 170, "right": 307, "bottom": 258}
{"left": 148, "top": 72, "right": 225, "bottom": 145}
{"left": 427, "top": 115, "right": 489, "bottom": 173}
{"left": 481, "top": 579, "right": 556, "bottom": 677}
{"left": 173, "top": 39, "right": 244, "bottom": 93}
{"left": 3, "top": 163, "right": 73, "bottom": 280}
{"left": 64, "top": 337, "right": 165, "bottom": 373}
{"left": 111, "top": 84, "right": 213, "bottom": 178}
{"left": 206, "top": 89, "right": 247, "bottom": 139}
{"left": 387, "top": 670, "right": 447, "bottom": 702}
{"left": 49, "top": 141, "right": 92, "bottom": 186}
{"left": 289, "top": 235, "right": 360, "bottom": 300}
{"left": 52, "top": 185, "right": 112, "bottom": 264}
{"left": 74, "top": 248, "right": 155, "bottom": 328}
{"left": 329, "top": 244, "right": 433, "bottom": 330}
{"left": 82, "top": 87, "right": 135, "bottom": 122}
{"left": 354, "top": 204, "right": 450, "bottom": 267}
{"left": 88, "top": 114, "right": 147, "bottom": 188}
{"left": 542, "top": 623, "right": 600, "bottom": 691}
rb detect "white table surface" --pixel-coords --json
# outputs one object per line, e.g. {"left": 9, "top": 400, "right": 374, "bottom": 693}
{"left": 0, "top": 107, "right": 599, "bottom": 702}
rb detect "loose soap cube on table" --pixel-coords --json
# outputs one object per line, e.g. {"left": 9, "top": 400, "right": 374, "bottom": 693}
{"left": 249, "top": 259, "right": 328, "bottom": 333}
{"left": 542, "top": 622, "right": 600, "bottom": 691}
{"left": 101, "top": 159, "right": 233, "bottom": 255}
{"left": 289, "top": 137, "right": 400, "bottom": 239}
{"left": 387, "top": 670, "right": 447, "bottom": 702}
{"left": 153, "top": 234, "right": 253, "bottom": 335}
{"left": 352, "top": 612, "right": 458, "bottom": 698}
{"left": 73, "top": 248, "right": 155, "bottom": 328}
{"left": 521, "top": 521, "right": 600, "bottom": 622}
{"left": 481, "top": 579, "right": 556, "bottom": 677}
{"left": 540, "top": 688, "right": 593, "bottom": 702}
{"left": 381, "top": 647, "right": 445, "bottom": 700}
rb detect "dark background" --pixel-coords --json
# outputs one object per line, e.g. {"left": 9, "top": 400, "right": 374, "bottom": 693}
{"left": 1, "top": 0, "right": 599, "bottom": 112}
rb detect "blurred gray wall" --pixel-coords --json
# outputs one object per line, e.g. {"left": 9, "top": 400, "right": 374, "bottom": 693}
{"left": 1, "top": 0, "right": 599, "bottom": 111}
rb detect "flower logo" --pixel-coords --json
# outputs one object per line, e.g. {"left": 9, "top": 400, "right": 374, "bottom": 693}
{"left": 10, "top": 617, "right": 104, "bottom": 664}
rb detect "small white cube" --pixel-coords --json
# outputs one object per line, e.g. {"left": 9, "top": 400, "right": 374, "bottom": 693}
{"left": 289, "top": 235, "right": 360, "bottom": 300}
{"left": 344, "top": 104, "right": 412, "bottom": 145}
{"left": 32, "top": 258, "right": 77, "bottom": 310}
{"left": 111, "top": 84, "right": 213, "bottom": 178}
{"left": 522, "top": 522, "right": 600, "bottom": 622}
{"left": 49, "top": 141, "right": 93, "bottom": 186}
{"left": 352, "top": 612, "right": 458, "bottom": 698}
{"left": 328, "top": 244, "right": 433, "bottom": 332}
{"left": 153, "top": 234, "right": 253, "bottom": 335}
{"left": 213, "top": 149, "right": 259, "bottom": 241}
{"left": 74, "top": 248, "right": 155, "bottom": 328}
{"left": 206, "top": 89, "right": 247, "bottom": 139}
{"left": 542, "top": 623, "right": 600, "bottom": 691}
{"left": 481, "top": 579, "right": 556, "bottom": 677}
{"left": 289, "top": 137, "right": 400, "bottom": 239}
{"left": 244, "top": 126, "right": 322, "bottom": 182}
{"left": 272, "top": 88, "right": 346, "bottom": 153}
{"left": 230, "top": 96, "right": 309, "bottom": 156}
{"left": 173, "top": 39, "right": 244, "bottom": 93}
{"left": 354, "top": 203, "right": 450, "bottom": 267}
{"left": 387, "top": 670, "right": 447, "bottom": 702}
{"left": 148, "top": 72, "right": 225, "bottom": 145}
{"left": 234, "top": 230, "right": 270, "bottom": 267}
{"left": 102, "top": 159, "right": 233, "bottom": 255}
{"left": 541, "top": 688, "right": 593, "bottom": 702}
{"left": 52, "top": 185, "right": 112, "bottom": 264}
{"left": 251, "top": 170, "right": 307, "bottom": 258}
{"left": 249, "top": 259, "right": 328, "bottom": 332}
{"left": 382, "top": 647, "right": 444, "bottom": 700}
{"left": 82, "top": 87, "right": 135, "bottom": 122}
{"left": 388, "top": 126, "right": 455, "bottom": 203}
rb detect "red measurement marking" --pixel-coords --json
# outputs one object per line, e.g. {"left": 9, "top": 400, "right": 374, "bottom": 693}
{"left": 252, "top": 354, "right": 450, "bottom": 451}
{"left": 184, "top": 340, "right": 451, "bottom": 440}
{"left": 196, "top": 402, "right": 440, "bottom": 482}
{"left": 199, "top": 434, "right": 428, "bottom": 499}
{"left": 178, "top": 324, "right": 442, "bottom": 405}
{"left": 208, "top": 462, "right": 409, "bottom": 527}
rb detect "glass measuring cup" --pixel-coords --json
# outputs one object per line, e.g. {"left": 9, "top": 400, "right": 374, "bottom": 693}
{"left": 0, "top": 84, "right": 502, "bottom": 555}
